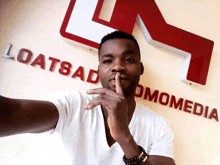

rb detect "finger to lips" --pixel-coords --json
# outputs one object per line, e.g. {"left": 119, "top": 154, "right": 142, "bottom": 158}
{"left": 115, "top": 72, "right": 124, "bottom": 96}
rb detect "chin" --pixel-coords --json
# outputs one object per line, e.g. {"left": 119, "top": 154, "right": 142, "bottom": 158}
{"left": 124, "top": 83, "right": 138, "bottom": 97}
{"left": 124, "top": 89, "right": 135, "bottom": 98}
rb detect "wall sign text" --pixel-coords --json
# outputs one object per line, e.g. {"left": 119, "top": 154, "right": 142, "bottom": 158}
{"left": 2, "top": 44, "right": 218, "bottom": 122}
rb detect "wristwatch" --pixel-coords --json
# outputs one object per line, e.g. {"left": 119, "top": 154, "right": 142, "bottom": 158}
{"left": 123, "top": 145, "right": 148, "bottom": 165}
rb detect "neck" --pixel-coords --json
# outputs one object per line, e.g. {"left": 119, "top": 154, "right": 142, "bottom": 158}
{"left": 126, "top": 95, "right": 136, "bottom": 119}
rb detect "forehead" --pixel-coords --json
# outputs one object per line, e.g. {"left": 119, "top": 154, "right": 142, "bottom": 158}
{"left": 99, "top": 38, "right": 140, "bottom": 58}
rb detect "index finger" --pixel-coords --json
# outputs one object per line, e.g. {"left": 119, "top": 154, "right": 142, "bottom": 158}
{"left": 115, "top": 72, "right": 124, "bottom": 96}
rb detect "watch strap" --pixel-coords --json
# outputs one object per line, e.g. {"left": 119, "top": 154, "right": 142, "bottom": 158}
{"left": 123, "top": 145, "right": 148, "bottom": 165}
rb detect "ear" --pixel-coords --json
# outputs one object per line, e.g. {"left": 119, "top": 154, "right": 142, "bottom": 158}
{"left": 140, "top": 62, "right": 144, "bottom": 75}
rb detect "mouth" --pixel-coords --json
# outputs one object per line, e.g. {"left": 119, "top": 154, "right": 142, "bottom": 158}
{"left": 109, "top": 76, "right": 129, "bottom": 81}
{"left": 110, "top": 78, "right": 128, "bottom": 83}
{"left": 109, "top": 77, "right": 129, "bottom": 87}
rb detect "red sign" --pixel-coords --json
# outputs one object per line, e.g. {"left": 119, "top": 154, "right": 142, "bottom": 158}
{"left": 60, "top": 0, "right": 214, "bottom": 85}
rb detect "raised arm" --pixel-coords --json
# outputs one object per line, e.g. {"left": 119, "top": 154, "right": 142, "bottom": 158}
{"left": 86, "top": 73, "right": 176, "bottom": 164}
{"left": 0, "top": 95, "right": 59, "bottom": 137}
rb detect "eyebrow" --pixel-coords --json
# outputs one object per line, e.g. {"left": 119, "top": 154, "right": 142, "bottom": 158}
{"left": 99, "top": 49, "right": 139, "bottom": 61}
{"left": 122, "top": 50, "right": 136, "bottom": 55}
{"left": 101, "top": 50, "right": 135, "bottom": 57}
{"left": 101, "top": 54, "right": 113, "bottom": 58}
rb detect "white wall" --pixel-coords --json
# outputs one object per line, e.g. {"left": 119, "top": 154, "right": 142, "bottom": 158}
{"left": 0, "top": 0, "right": 219, "bottom": 164}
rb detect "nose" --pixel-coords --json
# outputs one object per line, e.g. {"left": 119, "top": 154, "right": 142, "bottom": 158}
{"left": 111, "top": 60, "right": 125, "bottom": 73}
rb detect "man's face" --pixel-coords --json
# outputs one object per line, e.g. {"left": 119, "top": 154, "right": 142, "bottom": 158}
{"left": 98, "top": 38, "right": 143, "bottom": 97}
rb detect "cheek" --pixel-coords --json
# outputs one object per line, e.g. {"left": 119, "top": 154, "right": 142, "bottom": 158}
{"left": 99, "top": 65, "right": 111, "bottom": 73}
{"left": 98, "top": 67, "right": 109, "bottom": 80}
{"left": 128, "top": 66, "right": 141, "bottom": 75}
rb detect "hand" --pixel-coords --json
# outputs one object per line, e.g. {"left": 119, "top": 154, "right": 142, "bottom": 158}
{"left": 86, "top": 72, "right": 130, "bottom": 142}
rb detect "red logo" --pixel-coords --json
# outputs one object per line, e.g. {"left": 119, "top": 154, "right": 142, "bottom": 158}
{"left": 60, "top": 0, "right": 214, "bottom": 85}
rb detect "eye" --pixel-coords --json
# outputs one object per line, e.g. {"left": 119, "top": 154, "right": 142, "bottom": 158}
{"left": 102, "top": 59, "right": 112, "bottom": 64}
{"left": 125, "top": 58, "right": 135, "bottom": 63}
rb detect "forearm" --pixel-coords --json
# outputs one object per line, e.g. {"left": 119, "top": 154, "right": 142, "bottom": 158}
{"left": 0, "top": 95, "right": 22, "bottom": 136}
{"left": 116, "top": 134, "right": 150, "bottom": 165}
{"left": 0, "top": 95, "right": 59, "bottom": 137}
{"left": 116, "top": 133, "right": 140, "bottom": 159}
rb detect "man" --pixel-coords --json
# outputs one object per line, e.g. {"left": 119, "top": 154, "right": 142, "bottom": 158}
{"left": 0, "top": 31, "right": 175, "bottom": 165}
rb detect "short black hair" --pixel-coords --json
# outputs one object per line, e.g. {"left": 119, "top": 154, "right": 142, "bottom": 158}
{"left": 98, "top": 31, "right": 140, "bottom": 56}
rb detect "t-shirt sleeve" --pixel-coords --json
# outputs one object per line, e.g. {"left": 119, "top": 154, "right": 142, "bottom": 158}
{"left": 149, "top": 116, "right": 174, "bottom": 159}
{"left": 42, "top": 90, "right": 85, "bottom": 134}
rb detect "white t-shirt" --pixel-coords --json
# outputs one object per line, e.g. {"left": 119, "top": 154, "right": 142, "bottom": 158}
{"left": 44, "top": 90, "right": 174, "bottom": 165}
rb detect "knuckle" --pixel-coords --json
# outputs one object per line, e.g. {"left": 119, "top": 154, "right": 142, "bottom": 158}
{"left": 119, "top": 96, "right": 125, "bottom": 102}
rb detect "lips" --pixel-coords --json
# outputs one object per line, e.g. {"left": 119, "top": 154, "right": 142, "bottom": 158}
{"left": 109, "top": 75, "right": 129, "bottom": 81}
{"left": 110, "top": 78, "right": 129, "bottom": 81}
{"left": 109, "top": 76, "right": 129, "bottom": 87}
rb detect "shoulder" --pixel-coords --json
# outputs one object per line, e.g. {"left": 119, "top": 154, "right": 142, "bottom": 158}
{"left": 43, "top": 90, "right": 96, "bottom": 105}
{"left": 41, "top": 90, "right": 99, "bottom": 134}
{"left": 42, "top": 90, "right": 99, "bottom": 115}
